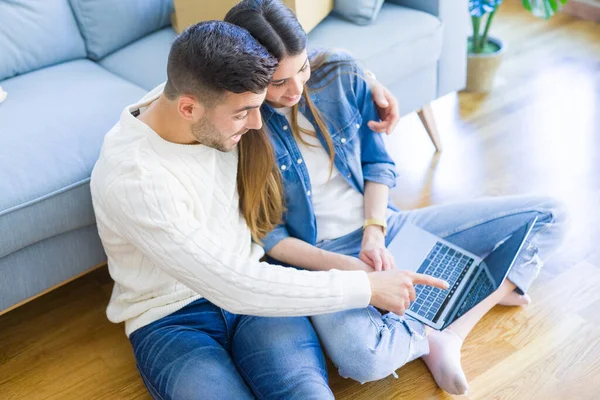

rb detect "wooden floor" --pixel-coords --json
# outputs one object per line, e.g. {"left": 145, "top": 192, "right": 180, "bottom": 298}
{"left": 2, "top": 2, "right": 599, "bottom": 399}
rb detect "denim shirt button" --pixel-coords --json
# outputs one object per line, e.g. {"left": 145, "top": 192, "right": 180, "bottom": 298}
{"left": 355, "top": 123, "right": 360, "bottom": 129}
{"left": 306, "top": 190, "right": 311, "bottom": 196}
{"left": 281, "top": 165, "right": 287, "bottom": 171}
{"left": 347, "top": 173, "right": 351, "bottom": 178}
{"left": 297, "top": 158, "right": 303, "bottom": 164}
{"left": 283, "top": 125, "right": 289, "bottom": 130}
{"left": 341, "top": 138, "right": 347, "bottom": 144}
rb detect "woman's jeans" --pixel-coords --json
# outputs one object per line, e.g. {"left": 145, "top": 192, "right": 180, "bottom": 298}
{"left": 129, "top": 299, "right": 334, "bottom": 400}
{"left": 311, "top": 195, "right": 568, "bottom": 383}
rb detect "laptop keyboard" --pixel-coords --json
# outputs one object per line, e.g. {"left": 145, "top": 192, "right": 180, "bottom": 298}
{"left": 453, "top": 269, "right": 495, "bottom": 320}
{"left": 409, "top": 242, "right": 474, "bottom": 322}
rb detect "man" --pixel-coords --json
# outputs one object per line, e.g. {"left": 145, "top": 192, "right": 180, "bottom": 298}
{"left": 91, "top": 21, "right": 446, "bottom": 399}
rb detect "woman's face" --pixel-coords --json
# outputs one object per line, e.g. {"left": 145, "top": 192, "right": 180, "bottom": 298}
{"left": 266, "top": 49, "right": 310, "bottom": 108}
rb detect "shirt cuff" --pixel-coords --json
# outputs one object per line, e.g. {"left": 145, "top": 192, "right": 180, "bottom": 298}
{"left": 262, "top": 225, "right": 291, "bottom": 253}
{"left": 364, "top": 167, "right": 397, "bottom": 189}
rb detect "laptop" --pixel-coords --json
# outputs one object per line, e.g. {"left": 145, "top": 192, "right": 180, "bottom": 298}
{"left": 387, "top": 217, "right": 537, "bottom": 330}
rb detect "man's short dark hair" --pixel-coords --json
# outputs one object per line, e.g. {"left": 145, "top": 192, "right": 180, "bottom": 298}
{"left": 164, "top": 20, "right": 278, "bottom": 105}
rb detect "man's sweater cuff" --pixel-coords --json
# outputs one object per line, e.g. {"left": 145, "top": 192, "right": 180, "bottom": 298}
{"left": 337, "top": 270, "right": 371, "bottom": 309}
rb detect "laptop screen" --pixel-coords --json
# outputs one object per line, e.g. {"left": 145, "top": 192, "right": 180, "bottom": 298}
{"left": 482, "top": 217, "right": 538, "bottom": 287}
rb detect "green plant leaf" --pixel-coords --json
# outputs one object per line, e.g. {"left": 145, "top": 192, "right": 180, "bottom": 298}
{"left": 469, "top": 0, "right": 503, "bottom": 17}
{"left": 471, "top": 15, "right": 482, "bottom": 52}
{"left": 522, "top": 0, "right": 568, "bottom": 19}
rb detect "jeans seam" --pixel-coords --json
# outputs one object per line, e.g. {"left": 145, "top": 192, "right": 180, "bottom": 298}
{"left": 232, "top": 356, "right": 266, "bottom": 400}
{"left": 230, "top": 317, "right": 267, "bottom": 399}
{"left": 221, "top": 309, "right": 232, "bottom": 349}
{"left": 436, "top": 208, "right": 553, "bottom": 239}
{"left": 136, "top": 364, "right": 167, "bottom": 400}
{"left": 365, "top": 307, "right": 384, "bottom": 332}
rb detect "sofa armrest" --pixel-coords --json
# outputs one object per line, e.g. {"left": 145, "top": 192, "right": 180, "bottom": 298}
{"left": 387, "top": 0, "right": 469, "bottom": 97}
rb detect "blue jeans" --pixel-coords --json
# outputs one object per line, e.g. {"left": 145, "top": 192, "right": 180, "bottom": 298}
{"left": 129, "top": 299, "right": 333, "bottom": 400}
{"left": 310, "top": 195, "right": 568, "bottom": 383}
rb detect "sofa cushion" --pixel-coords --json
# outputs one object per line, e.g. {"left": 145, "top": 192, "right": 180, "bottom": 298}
{"left": 0, "top": 0, "right": 87, "bottom": 81}
{"left": 308, "top": 3, "right": 443, "bottom": 87}
{"left": 99, "top": 27, "right": 177, "bottom": 90}
{"left": 333, "top": 0, "right": 385, "bottom": 25}
{"left": 0, "top": 60, "right": 146, "bottom": 259}
{"left": 69, "top": 0, "right": 173, "bottom": 60}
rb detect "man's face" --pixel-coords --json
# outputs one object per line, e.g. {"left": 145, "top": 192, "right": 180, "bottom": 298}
{"left": 190, "top": 91, "right": 266, "bottom": 152}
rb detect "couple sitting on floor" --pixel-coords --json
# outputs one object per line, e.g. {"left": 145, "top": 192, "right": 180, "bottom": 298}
{"left": 90, "top": 0, "right": 567, "bottom": 398}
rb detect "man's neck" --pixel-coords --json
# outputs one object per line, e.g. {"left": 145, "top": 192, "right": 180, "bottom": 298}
{"left": 137, "top": 95, "right": 197, "bottom": 145}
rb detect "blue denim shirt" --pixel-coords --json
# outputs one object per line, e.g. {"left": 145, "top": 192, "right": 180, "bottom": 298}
{"left": 261, "top": 51, "right": 398, "bottom": 253}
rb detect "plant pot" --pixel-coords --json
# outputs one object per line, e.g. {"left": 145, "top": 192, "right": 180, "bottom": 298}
{"left": 465, "top": 37, "right": 506, "bottom": 93}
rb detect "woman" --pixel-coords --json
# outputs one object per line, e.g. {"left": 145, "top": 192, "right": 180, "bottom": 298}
{"left": 226, "top": 0, "right": 567, "bottom": 395}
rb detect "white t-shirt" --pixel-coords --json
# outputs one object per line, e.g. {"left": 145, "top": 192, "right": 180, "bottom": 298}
{"left": 274, "top": 107, "right": 365, "bottom": 242}
{"left": 90, "top": 84, "right": 371, "bottom": 336}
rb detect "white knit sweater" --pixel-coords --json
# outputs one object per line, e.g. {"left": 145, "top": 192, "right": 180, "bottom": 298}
{"left": 90, "top": 85, "right": 371, "bottom": 336}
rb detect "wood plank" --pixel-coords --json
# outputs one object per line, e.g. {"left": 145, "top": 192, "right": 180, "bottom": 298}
{"left": 465, "top": 315, "right": 586, "bottom": 399}
{"left": 456, "top": 261, "right": 600, "bottom": 354}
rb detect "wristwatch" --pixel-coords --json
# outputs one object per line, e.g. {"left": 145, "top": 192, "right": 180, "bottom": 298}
{"left": 363, "top": 218, "right": 387, "bottom": 236}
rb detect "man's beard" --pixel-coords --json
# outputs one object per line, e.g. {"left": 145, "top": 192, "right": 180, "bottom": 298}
{"left": 191, "top": 116, "right": 233, "bottom": 153}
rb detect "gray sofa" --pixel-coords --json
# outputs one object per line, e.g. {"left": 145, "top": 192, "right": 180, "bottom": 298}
{"left": 0, "top": 0, "right": 467, "bottom": 314}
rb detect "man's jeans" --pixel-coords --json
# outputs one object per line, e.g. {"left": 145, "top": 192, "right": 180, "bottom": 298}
{"left": 311, "top": 195, "right": 568, "bottom": 383}
{"left": 129, "top": 299, "right": 333, "bottom": 400}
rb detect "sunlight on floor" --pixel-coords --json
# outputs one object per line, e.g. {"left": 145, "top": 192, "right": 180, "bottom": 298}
{"left": 384, "top": 55, "right": 599, "bottom": 265}
{"left": 527, "top": 60, "right": 597, "bottom": 193}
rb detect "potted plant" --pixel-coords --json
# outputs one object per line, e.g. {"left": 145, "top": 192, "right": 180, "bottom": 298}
{"left": 466, "top": 0, "right": 568, "bottom": 92}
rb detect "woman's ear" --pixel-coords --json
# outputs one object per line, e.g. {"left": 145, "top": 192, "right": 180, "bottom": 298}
{"left": 177, "top": 95, "right": 205, "bottom": 121}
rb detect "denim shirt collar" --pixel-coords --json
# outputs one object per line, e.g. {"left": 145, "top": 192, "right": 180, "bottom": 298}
{"left": 261, "top": 96, "right": 309, "bottom": 124}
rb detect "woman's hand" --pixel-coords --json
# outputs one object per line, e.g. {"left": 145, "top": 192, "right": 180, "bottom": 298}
{"left": 359, "top": 225, "right": 396, "bottom": 271}
{"left": 365, "top": 76, "right": 400, "bottom": 135}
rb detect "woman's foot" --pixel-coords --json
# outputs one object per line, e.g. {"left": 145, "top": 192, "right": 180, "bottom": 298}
{"left": 422, "top": 329, "right": 469, "bottom": 395}
{"left": 498, "top": 291, "right": 531, "bottom": 306}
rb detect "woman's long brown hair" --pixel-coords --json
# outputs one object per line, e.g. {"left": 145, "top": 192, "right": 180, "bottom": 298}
{"left": 237, "top": 126, "right": 285, "bottom": 245}
{"left": 290, "top": 51, "right": 344, "bottom": 177}
{"left": 227, "top": 0, "right": 357, "bottom": 243}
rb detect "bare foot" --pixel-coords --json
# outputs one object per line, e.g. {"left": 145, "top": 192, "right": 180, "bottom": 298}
{"left": 422, "top": 329, "right": 469, "bottom": 395}
{"left": 498, "top": 291, "right": 531, "bottom": 306}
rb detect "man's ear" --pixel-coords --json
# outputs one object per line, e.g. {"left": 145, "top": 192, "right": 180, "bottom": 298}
{"left": 177, "top": 95, "right": 205, "bottom": 121}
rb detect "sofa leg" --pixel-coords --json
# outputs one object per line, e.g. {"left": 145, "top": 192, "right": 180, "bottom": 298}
{"left": 417, "top": 103, "right": 442, "bottom": 152}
